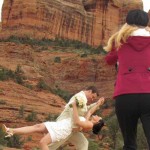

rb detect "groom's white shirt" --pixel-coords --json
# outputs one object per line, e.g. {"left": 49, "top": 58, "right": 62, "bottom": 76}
{"left": 56, "top": 91, "right": 88, "bottom": 125}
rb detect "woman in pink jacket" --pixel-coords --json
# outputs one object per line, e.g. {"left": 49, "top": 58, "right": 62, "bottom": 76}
{"left": 105, "top": 9, "right": 150, "bottom": 150}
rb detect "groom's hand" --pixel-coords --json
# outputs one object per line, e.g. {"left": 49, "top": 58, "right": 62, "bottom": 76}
{"left": 97, "top": 97, "right": 105, "bottom": 106}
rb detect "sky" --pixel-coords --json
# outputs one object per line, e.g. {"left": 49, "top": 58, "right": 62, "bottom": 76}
{"left": 0, "top": 0, "right": 150, "bottom": 21}
{"left": 0, "top": 0, "right": 4, "bottom": 21}
{"left": 142, "top": 0, "right": 150, "bottom": 12}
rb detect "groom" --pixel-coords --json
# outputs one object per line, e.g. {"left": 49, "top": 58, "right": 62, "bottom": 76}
{"left": 49, "top": 86, "right": 104, "bottom": 150}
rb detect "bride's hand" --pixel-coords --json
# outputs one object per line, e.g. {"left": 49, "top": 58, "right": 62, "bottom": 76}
{"left": 72, "top": 101, "right": 77, "bottom": 106}
{"left": 72, "top": 127, "right": 82, "bottom": 132}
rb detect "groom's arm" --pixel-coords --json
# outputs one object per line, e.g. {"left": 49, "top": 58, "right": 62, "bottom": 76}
{"left": 86, "top": 97, "right": 105, "bottom": 119}
{"left": 87, "top": 102, "right": 97, "bottom": 110}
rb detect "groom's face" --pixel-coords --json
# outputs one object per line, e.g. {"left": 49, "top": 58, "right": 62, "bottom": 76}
{"left": 87, "top": 91, "right": 97, "bottom": 104}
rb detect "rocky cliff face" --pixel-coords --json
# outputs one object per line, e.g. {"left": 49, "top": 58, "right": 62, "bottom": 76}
{"left": 148, "top": 10, "right": 150, "bottom": 26}
{"left": 119, "top": 0, "right": 143, "bottom": 25}
{"left": 1, "top": 0, "right": 142, "bottom": 46}
{"left": 0, "top": 42, "right": 116, "bottom": 98}
{"left": 0, "top": 41, "right": 115, "bottom": 148}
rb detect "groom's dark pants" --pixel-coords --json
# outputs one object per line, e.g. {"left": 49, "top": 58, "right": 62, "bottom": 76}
{"left": 115, "top": 94, "right": 150, "bottom": 150}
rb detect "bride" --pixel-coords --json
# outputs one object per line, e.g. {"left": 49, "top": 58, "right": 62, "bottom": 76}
{"left": 2, "top": 97, "right": 105, "bottom": 150}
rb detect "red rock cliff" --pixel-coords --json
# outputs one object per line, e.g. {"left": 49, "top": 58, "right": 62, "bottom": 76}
{"left": 1, "top": 0, "right": 142, "bottom": 46}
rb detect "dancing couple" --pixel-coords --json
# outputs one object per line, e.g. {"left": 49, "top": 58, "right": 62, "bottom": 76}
{"left": 2, "top": 86, "right": 105, "bottom": 150}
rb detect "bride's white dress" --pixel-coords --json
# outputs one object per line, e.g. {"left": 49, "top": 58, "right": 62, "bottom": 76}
{"left": 44, "top": 116, "right": 86, "bottom": 143}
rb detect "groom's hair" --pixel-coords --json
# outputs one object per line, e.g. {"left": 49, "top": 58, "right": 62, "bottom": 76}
{"left": 86, "top": 86, "right": 99, "bottom": 96}
{"left": 92, "top": 119, "right": 105, "bottom": 135}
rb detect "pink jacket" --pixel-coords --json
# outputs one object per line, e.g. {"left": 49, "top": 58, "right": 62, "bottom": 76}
{"left": 105, "top": 36, "right": 150, "bottom": 97}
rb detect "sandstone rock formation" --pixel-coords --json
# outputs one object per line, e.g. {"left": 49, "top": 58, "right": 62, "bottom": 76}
{"left": 1, "top": 0, "right": 142, "bottom": 46}
{"left": 0, "top": 42, "right": 116, "bottom": 98}
{"left": 119, "top": 0, "right": 144, "bottom": 25}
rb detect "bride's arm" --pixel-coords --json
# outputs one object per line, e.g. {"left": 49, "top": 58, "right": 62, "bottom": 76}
{"left": 72, "top": 102, "right": 93, "bottom": 129}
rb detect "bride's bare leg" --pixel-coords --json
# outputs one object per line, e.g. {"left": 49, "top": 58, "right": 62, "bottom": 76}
{"left": 6, "top": 123, "right": 47, "bottom": 135}
{"left": 39, "top": 133, "right": 52, "bottom": 150}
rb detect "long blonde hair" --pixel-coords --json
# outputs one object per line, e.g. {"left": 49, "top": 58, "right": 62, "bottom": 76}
{"left": 104, "top": 23, "right": 139, "bottom": 52}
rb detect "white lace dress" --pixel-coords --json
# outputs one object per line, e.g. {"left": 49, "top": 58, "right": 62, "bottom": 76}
{"left": 44, "top": 117, "right": 86, "bottom": 143}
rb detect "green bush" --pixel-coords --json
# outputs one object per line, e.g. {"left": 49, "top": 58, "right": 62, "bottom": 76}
{"left": 0, "top": 68, "right": 14, "bottom": 81}
{"left": 100, "top": 114, "right": 117, "bottom": 147}
{"left": 45, "top": 113, "right": 58, "bottom": 121}
{"left": 95, "top": 45, "right": 107, "bottom": 55}
{"left": 14, "top": 65, "right": 24, "bottom": 85}
{"left": 0, "top": 66, "right": 24, "bottom": 85}
{"left": 0, "top": 89, "right": 3, "bottom": 94}
{"left": 102, "top": 113, "right": 149, "bottom": 150}
{"left": 103, "top": 115, "right": 120, "bottom": 149}
{"left": 15, "top": 75, "right": 23, "bottom": 84}
{"left": 18, "top": 105, "right": 25, "bottom": 118}
{"left": 0, "top": 127, "right": 7, "bottom": 146}
{"left": 137, "top": 122, "right": 148, "bottom": 149}
{"left": 26, "top": 135, "right": 32, "bottom": 142}
{"left": 53, "top": 88, "right": 72, "bottom": 102}
{"left": 114, "top": 131, "right": 123, "bottom": 150}
{"left": 32, "top": 147, "right": 41, "bottom": 150}
{"left": 54, "top": 57, "right": 61, "bottom": 63}
{"left": 102, "top": 99, "right": 115, "bottom": 109}
{"left": 80, "top": 53, "right": 88, "bottom": 58}
{"left": 6, "top": 134, "right": 25, "bottom": 148}
{"left": 15, "top": 65, "right": 23, "bottom": 74}
{"left": 1, "top": 36, "right": 53, "bottom": 46}
{"left": 24, "top": 83, "right": 33, "bottom": 89}
{"left": 0, "top": 36, "right": 107, "bottom": 55}
{"left": 25, "top": 110, "right": 37, "bottom": 122}
{"left": 0, "top": 99, "right": 6, "bottom": 105}
{"left": 88, "top": 139, "right": 99, "bottom": 150}
{"left": 37, "top": 79, "right": 50, "bottom": 90}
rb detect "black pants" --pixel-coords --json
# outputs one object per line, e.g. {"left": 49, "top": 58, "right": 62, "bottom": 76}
{"left": 115, "top": 94, "right": 150, "bottom": 150}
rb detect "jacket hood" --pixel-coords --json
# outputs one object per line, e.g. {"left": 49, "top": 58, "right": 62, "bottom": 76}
{"left": 127, "top": 36, "right": 150, "bottom": 51}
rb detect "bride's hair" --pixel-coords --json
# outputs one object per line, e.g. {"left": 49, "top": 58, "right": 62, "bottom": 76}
{"left": 92, "top": 119, "right": 105, "bottom": 135}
